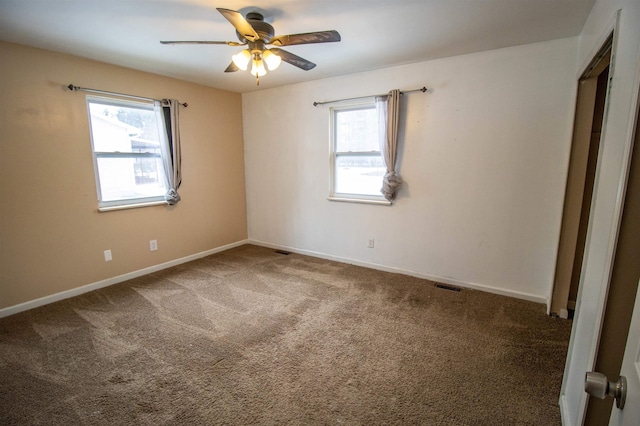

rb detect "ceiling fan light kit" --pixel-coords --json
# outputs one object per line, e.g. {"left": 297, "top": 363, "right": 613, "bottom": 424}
{"left": 262, "top": 50, "right": 281, "bottom": 70}
{"left": 161, "top": 7, "right": 341, "bottom": 85}
{"left": 231, "top": 49, "right": 251, "bottom": 70}
{"left": 251, "top": 56, "right": 267, "bottom": 77}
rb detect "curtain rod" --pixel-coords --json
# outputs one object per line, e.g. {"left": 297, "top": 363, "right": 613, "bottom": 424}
{"left": 313, "top": 86, "right": 428, "bottom": 107}
{"left": 67, "top": 84, "right": 188, "bottom": 107}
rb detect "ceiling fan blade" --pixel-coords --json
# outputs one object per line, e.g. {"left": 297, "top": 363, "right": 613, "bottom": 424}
{"left": 224, "top": 62, "right": 239, "bottom": 73}
{"left": 270, "top": 30, "right": 341, "bottom": 47}
{"left": 216, "top": 8, "right": 260, "bottom": 42}
{"left": 160, "top": 40, "right": 244, "bottom": 46}
{"left": 269, "top": 48, "right": 316, "bottom": 71}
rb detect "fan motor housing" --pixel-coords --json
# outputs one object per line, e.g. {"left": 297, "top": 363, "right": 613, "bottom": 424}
{"left": 237, "top": 12, "right": 274, "bottom": 43}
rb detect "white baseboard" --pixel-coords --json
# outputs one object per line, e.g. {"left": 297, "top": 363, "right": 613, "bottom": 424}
{"left": 0, "top": 239, "right": 248, "bottom": 319}
{"left": 249, "top": 239, "right": 548, "bottom": 305}
{"left": 2, "top": 238, "right": 548, "bottom": 319}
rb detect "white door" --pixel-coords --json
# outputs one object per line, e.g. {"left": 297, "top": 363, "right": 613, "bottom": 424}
{"left": 559, "top": 9, "right": 640, "bottom": 424}
{"left": 558, "top": 15, "right": 621, "bottom": 424}
{"left": 609, "top": 279, "right": 640, "bottom": 424}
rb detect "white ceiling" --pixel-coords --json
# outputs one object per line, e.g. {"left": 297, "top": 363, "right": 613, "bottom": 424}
{"left": 0, "top": 0, "right": 595, "bottom": 93}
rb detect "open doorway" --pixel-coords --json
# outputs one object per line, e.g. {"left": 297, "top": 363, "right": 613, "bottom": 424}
{"left": 550, "top": 36, "right": 613, "bottom": 318}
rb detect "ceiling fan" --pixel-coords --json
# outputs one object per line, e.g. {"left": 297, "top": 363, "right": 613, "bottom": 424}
{"left": 160, "top": 8, "right": 341, "bottom": 84}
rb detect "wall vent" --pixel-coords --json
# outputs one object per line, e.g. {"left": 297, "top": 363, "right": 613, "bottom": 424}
{"left": 435, "top": 283, "right": 461, "bottom": 292}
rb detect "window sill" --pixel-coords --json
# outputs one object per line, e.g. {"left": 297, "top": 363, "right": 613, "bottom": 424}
{"left": 98, "top": 200, "right": 168, "bottom": 212}
{"left": 328, "top": 196, "right": 391, "bottom": 206}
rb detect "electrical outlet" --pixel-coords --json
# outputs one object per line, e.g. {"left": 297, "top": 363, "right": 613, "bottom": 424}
{"left": 368, "top": 238, "right": 375, "bottom": 248}
{"left": 149, "top": 240, "right": 158, "bottom": 251}
{"left": 104, "top": 249, "right": 112, "bottom": 262}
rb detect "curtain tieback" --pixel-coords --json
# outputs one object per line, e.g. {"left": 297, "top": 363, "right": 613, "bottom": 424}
{"left": 165, "top": 189, "right": 181, "bottom": 205}
{"left": 382, "top": 172, "right": 403, "bottom": 201}
{"left": 383, "top": 171, "right": 403, "bottom": 186}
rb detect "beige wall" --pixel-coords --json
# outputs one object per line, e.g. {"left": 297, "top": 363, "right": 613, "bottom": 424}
{"left": 0, "top": 41, "right": 247, "bottom": 310}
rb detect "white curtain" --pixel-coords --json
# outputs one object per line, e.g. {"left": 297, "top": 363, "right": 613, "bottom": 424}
{"left": 156, "top": 99, "right": 182, "bottom": 205}
{"left": 376, "top": 89, "right": 402, "bottom": 202}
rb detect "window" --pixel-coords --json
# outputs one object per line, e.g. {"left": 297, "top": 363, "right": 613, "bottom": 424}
{"left": 330, "top": 102, "right": 387, "bottom": 203}
{"left": 86, "top": 96, "right": 169, "bottom": 210}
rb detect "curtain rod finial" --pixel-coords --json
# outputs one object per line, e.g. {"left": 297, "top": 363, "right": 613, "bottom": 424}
{"left": 67, "top": 84, "right": 77, "bottom": 91}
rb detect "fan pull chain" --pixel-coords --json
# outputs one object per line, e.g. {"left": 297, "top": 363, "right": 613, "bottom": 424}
{"left": 255, "top": 72, "right": 260, "bottom": 86}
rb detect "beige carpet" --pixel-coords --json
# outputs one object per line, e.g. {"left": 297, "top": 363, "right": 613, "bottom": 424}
{"left": 0, "top": 244, "right": 571, "bottom": 425}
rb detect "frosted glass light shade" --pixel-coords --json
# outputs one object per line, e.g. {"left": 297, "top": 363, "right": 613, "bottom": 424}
{"left": 251, "top": 59, "right": 267, "bottom": 77}
{"left": 231, "top": 50, "right": 251, "bottom": 70}
{"left": 263, "top": 50, "right": 282, "bottom": 70}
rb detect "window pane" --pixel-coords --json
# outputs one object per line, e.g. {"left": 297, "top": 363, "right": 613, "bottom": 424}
{"left": 335, "top": 107, "right": 379, "bottom": 152}
{"left": 96, "top": 155, "right": 167, "bottom": 202}
{"left": 335, "top": 154, "right": 385, "bottom": 196}
{"left": 87, "top": 97, "right": 169, "bottom": 206}
{"left": 88, "top": 102, "right": 161, "bottom": 153}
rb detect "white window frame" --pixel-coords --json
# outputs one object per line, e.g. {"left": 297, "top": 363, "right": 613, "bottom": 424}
{"left": 86, "top": 95, "right": 169, "bottom": 211}
{"left": 329, "top": 101, "right": 390, "bottom": 205}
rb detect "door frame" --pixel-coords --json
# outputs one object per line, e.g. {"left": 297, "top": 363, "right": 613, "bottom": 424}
{"left": 549, "top": 41, "right": 612, "bottom": 318}
{"left": 558, "top": 10, "right": 624, "bottom": 424}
